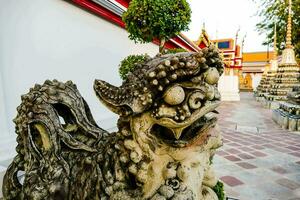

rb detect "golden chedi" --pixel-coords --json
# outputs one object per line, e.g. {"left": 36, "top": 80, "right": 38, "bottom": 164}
{"left": 255, "top": 63, "right": 271, "bottom": 100}
{"left": 262, "top": 25, "right": 279, "bottom": 103}
{"left": 266, "top": 0, "right": 299, "bottom": 103}
{"left": 272, "top": 0, "right": 300, "bottom": 131}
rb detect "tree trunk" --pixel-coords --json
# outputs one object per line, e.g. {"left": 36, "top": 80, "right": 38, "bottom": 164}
{"left": 159, "top": 38, "right": 166, "bottom": 53}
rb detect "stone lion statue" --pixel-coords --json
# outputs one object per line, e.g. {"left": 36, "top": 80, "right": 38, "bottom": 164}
{"left": 3, "top": 45, "right": 224, "bottom": 200}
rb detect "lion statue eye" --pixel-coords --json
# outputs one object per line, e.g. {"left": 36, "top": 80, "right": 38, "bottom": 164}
{"left": 163, "top": 85, "right": 185, "bottom": 105}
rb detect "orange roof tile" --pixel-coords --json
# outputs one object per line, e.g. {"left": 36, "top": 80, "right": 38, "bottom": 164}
{"left": 243, "top": 52, "right": 274, "bottom": 62}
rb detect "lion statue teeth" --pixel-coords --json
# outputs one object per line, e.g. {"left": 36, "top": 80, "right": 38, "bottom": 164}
{"left": 3, "top": 45, "right": 225, "bottom": 200}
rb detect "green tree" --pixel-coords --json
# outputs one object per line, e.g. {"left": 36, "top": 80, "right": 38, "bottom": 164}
{"left": 122, "top": 0, "right": 191, "bottom": 53}
{"left": 119, "top": 54, "right": 150, "bottom": 80}
{"left": 255, "top": 0, "right": 300, "bottom": 58}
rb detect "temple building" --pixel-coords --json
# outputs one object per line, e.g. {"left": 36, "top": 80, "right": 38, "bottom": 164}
{"left": 195, "top": 28, "right": 277, "bottom": 93}
{"left": 196, "top": 31, "right": 243, "bottom": 101}
{"left": 194, "top": 28, "right": 241, "bottom": 101}
{"left": 212, "top": 38, "right": 243, "bottom": 76}
{"left": 194, "top": 27, "right": 243, "bottom": 76}
{"left": 242, "top": 51, "right": 274, "bottom": 91}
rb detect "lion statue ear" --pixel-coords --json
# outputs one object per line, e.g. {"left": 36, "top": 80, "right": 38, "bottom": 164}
{"left": 94, "top": 79, "right": 153, "bottom": 117}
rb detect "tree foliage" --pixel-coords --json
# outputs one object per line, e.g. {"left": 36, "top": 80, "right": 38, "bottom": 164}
{"left": 119, "top": 54, "right": 150, "bottom": 80}
{"left": 212, "top": 181, "right": 225, "bottom": 200}
{"left": 255, "top": 0, "right": 300, "bottom": 58}
{"left": 165, "top": 48, "right": 187, "bottom": 54}
{"left": 122, "top": 0, "right": 191, "bottom": 51}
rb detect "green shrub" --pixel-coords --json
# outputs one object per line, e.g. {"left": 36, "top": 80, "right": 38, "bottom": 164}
{"left": 122, "top": 0, "right": 191, "bottom": 51}
{"left": 166, "top": 48, "right": 187, "bottom": 54}
{"left": 119, "top": 54, "right": 149, "bottom": 80}
{"left": 213, "top": 181, "right": 226, "bottom": 200}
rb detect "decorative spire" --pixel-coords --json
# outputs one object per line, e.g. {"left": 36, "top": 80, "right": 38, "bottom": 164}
{"left": 273, "top": 23, "right": 278, "bottom": 60}
{"left": 235, "top": 26, "right": 240, "bottom": 45}
{"left": 286, "top": 0, "right": 293, "bottom": 49}
{"left": 202, "top": 22, "right": 206, "bottom": 31}
{"left": 279, "top": 0, "right": 297, "bottom": 66}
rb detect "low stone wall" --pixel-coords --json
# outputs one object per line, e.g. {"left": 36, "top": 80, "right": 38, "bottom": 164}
{"left": 272, "top": 109, "right": 300, "bottom": 131}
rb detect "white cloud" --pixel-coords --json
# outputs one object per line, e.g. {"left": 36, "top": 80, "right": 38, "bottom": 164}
{"left": 183, "top": 0, "right": 269, "bottom": 52}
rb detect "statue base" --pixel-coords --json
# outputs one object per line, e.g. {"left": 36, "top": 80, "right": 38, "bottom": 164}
{"left": 218, "top": 75, "right": 240, "bottom": 101}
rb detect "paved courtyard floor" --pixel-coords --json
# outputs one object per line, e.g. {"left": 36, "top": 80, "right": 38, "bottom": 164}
{"left": 215, "top": 92, "right": 300, "bottom": 200}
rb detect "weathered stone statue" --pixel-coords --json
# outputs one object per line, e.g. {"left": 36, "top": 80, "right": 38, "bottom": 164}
{"left": 3, "top": 45, "right": 224, "bottom": 200}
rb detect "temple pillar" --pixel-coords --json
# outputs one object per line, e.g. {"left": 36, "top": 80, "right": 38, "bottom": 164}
{"left": 218, "top": 69, "right": 240, "bottom": 101}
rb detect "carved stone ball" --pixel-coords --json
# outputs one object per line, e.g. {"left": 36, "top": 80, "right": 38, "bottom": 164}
{"left": 205, "top": 67, "right": 220, "bottom": 85}
{"left": 159, "top": 185, "right": 175, "bottom": 199}
{"left": 163, "top": 85, "right": 185, "bottom": 105}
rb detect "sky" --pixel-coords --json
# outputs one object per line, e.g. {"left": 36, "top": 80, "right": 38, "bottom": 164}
{"left": 183, "top": 0, "right": 269, "bottom": 52}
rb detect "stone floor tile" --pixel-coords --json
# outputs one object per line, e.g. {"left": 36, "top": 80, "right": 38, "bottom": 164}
{"left": 284, "top": 173, "right": 300, "bottom": 184}
{"left": 275, "top": 178, "right": 300, "bottom": 190}
{"left": 272, "top": 142, "right": 288, "bottom": 147}
{"left": 258, "top": 182, "right": 295, "bottom": 200}
{"left": 232, "top": 185, "right": 273, "bottom": 200}
{"left": 220, "top": 176, "right": 244, "bottom": 187}
{"left": 286, "top": 146, "right": 300, "bottom": 151}
{"left": 262, "top": 144, "right": 276, "bottom": 148}
{"left": 237, "top": 153, "right": 255, "bottom": 160}
{"left": 272, "top": 147, "right": 292, "bottom": 153}
{"left": 249, "top": 151, "right": 268, "bottom": 157}
{"left": 227, "top": 143, "right": 242, "bottom": 147}
{"left": 215, "top": 92, "right": 300, "bottom": 199}
{"left": 239, "top": 146, "right": 254, "bottom": 152}
{"left": 216, "top": 150, "right": 229, "bottom": 156}
{"left": 226, "top": 148, "right": 242, "bottom": 154}
{"left": 236, "top": 162, "right": 257, "bottom": 169}
{"left": 289, "top": 152, "right": 300, "bottom": 158}
{"left": 224, "top": 155, "right": 242, "bottom": 162}
{"left": 271, "top": 166, "right": 289, "bottom": 174}
{"left": 233, "top": 168, "right": 282, "bottom": 185}
{"left": 251, "top": 145, "right": 265, "bottom": 150}
{"left": 292, "top": 188, "right": 300, "bottom": 198}
{"left": 286, "top": 141, "right": 299, "bottom": 146}
{"left": 215, "top": 163, "right": 244, "bottom": 178}
{"left": 238, "top": 141, "right": 252, "bottom": 146}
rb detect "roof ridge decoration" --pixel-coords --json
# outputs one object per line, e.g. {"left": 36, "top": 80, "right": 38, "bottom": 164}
{"left": 280, "top": 0, "right": 298, "bottom": 66}
{"left": 195, "top": 23, "right": 211, "bottom": 47}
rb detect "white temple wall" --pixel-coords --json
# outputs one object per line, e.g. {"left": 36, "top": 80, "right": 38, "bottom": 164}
{"left": 0, "top": 72, "right": 8, "bottom": 138}
{"left": 252, "top": 73, "right": 262, "bottom": 91}
{"left": 0, "top": 0, "right": 158, "bottom": 140}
